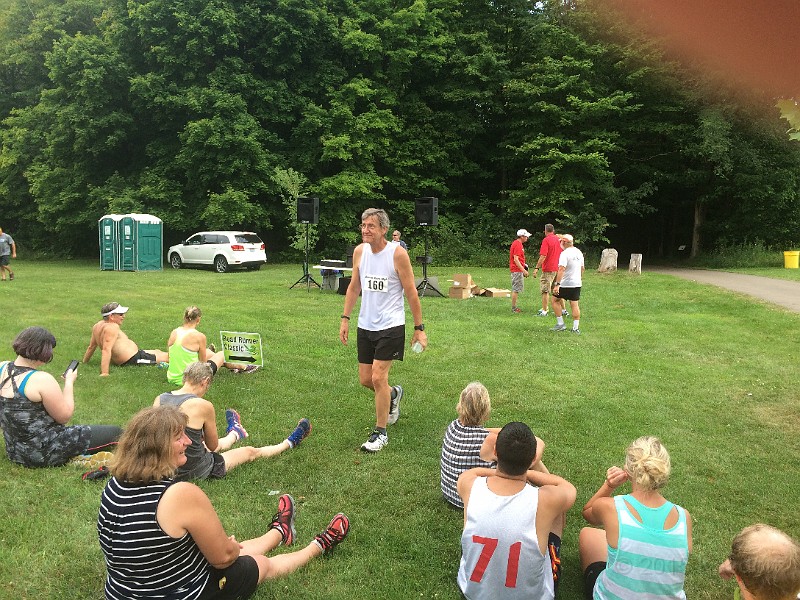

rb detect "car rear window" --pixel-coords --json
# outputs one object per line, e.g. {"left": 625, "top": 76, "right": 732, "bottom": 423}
{"left": 235, "top": 234, "right": 263, "bottom": 244}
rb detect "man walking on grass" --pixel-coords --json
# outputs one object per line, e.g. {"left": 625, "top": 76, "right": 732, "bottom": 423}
{"left": 0, "top": 227, "right": 16, "bottom": 282}
{"left": 509, "top": 229, "right": 531, "bottom": 313}
{"left": 551, "top": 234, "right": 584, "bottom": 334}
{"left": 340, "top": 208, "right": 428, "bottom": 453}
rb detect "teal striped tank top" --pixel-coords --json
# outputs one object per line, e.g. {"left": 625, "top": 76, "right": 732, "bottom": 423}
{"left": 594, "top": 494, "right": 689, "bottom": 599}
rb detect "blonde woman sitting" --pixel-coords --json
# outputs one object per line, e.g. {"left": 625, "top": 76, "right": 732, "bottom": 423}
{"left": 580, "top": 436, "right": 693, "bottom": 599}
{"left": 166, "top": 305, "right": 257, "bottom": 385}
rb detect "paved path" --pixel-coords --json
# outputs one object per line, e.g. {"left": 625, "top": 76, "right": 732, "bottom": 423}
{"left": 649, "top": 268, "right": 800, "bottom": 313}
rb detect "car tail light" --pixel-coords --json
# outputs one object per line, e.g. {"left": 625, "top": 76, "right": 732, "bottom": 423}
{"left": 260, "top": 243, "right": 265, "bottom": 250}
{"left": 231, "top": 244, "right": 245, "bottom": 251}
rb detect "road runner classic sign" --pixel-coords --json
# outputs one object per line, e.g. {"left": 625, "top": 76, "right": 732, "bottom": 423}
{"left": 220, "top": 331, "right": 263, "bottom": 367}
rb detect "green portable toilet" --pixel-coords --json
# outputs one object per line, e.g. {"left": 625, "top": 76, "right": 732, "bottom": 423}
{"left": 119, "top": 213, "right": 163, "bottom": 271}
{"left": 98, "top": 214, "right": 124, "bottom": 271}
{"left": 99, "top": 213, "right": 162, "bottom": 271}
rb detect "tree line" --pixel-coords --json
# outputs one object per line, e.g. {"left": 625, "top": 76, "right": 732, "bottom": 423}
{"left": 1, "top": 0, "right": 799, "bottom": 263}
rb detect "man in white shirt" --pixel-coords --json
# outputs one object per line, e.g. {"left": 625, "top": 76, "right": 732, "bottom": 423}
{"left": 340, "top": 208, "right": 428, "bottom": 452}
{"left": 551, "top": 234, "right": 585, "bottom": 334}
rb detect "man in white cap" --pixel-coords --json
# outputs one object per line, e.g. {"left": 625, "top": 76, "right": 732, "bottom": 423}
{"left": 551, "top": 234, "right": 584, "bottom": 334}
{"left": 83, "top": 302, "right": 169, "bottom": 376}
{"left": 509, "top": 229, "right": 532, "bottom": 313}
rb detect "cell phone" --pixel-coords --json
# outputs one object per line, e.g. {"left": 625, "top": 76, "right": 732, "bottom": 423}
{"left": 63, "top": 360, "right": 80, "bottom": 377}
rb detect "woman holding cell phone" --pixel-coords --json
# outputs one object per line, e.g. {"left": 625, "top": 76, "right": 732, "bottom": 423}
{"left": 0, "top": 326, "right": 122, "bottom": 468}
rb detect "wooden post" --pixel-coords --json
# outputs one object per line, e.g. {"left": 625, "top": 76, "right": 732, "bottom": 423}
{"left": 629, "top": 253, "right": 642, "bottom": 274}
{"left": 598, "top": 248, "right": 618, "bottom": 273}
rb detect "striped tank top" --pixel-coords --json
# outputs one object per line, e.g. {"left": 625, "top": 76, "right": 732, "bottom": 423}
{"left": 98, "top": 477, "right": 210, "bottom": 599}
{"left": 594, "top": 494, "right": 689, "bottom": 599}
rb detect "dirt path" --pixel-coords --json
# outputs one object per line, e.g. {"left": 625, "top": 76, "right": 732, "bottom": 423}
{"left": 649, "top": 268, "right": 800, "bottom": 313}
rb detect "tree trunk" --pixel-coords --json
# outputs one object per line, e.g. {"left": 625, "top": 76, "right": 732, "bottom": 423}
{"left": 690, "top": 200, "right": 705, "bottom": 259}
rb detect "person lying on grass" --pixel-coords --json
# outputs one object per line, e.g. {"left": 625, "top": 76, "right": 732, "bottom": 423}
{"left": 441, "top": 381, "right": 546, "bottom": 509}
{"left": 153, "top": 361, "right": 310, "bottom": 481}
{"left": 0, "top": 326, "right": 121, "bottom": 468}
{"left": 98, "top": 405, "right": 349, "bottom": 600}
{"left": 83, "top": 302, "right": 169, "bottom": 376}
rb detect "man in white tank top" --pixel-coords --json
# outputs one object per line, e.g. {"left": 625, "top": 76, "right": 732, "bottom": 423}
{"left": 457, "top": 422, "right": 577, "bottom": 599}
{"left": 339, "top": 208, "right": 428, "bottom": 452}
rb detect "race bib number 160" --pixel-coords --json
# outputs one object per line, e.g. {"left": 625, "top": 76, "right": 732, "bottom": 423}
{"left": 365, "top": 275, "right": 389, "bottom": 292}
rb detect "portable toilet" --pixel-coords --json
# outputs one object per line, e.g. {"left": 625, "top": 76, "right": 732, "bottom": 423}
{"left": 119, "top": 213, "right": 163, "bottom": 271}
{"left": 98, "top": 213, "right": 162, "bottom": 271}
{"left": 98, "top": 214, "right": 124, "bottom": 271}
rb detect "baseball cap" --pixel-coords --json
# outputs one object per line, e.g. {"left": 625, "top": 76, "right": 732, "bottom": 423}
{"left": 101, "top": 302, "right": 129, "bottom": 317}
{"left": 560, "top": 234, "right": 574, "bottom": 244}
{"left": 517, "top": 229, "right": 533, "bottom": 238}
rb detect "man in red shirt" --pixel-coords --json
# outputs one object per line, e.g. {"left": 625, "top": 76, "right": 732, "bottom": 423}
{"left": 532, "top": 224, "right": 563, "bottom": 317}
{"left": 509, "top": 229, "right": 531, "bottom": 313}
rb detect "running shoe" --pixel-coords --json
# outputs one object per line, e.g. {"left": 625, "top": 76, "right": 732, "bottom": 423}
{"left": 287, "top": 418, "right": 311, "bottom": 448}
{"left": 536, "top": 309, "right": 548, "bottom": 317}
{"left": 388, "top": 385, "right": 403, "bottom": 425}
{"left": 511, "top": 307, "right": 522, "bottom": 313}
{"left": 314, "top": 513, "right": 350, "bottom": 555}
{"left": 361, "top": 430, "right": 388, "bottom": 453}
{"left": 550, "top": 324, "right": 567, "bottom": 332}
{"left": 270, "top": 494, "right": 296, "bottom": 546}
{"left": 225, "top": 409, "right": 248, "bottom": 440}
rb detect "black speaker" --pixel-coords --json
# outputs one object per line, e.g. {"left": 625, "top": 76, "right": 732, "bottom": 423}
{"left": 297, "top": 197, "right": 319, "bottom": 224}
{"left": 415, "top": 197, "right": 438, "bottom": 226}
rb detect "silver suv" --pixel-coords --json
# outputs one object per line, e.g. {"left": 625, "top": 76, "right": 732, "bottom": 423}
{"left": 168, "top": 231, "right": 266, "bottom": 273}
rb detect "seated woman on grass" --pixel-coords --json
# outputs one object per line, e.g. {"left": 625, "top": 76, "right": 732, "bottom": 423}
{"left": 440, "top": 381, "right": 545, "bottom": 509}
{"left": 98, "top": 405, "right": 350, "bottom": 600}
{"left": 166, "top": 305, "right": 257, "bottom": 384}
{"left": 154, "top": 361, "right": 311, "bottom": 481}
{"left": 580, "top": 435, "right": 692, "bottom": 600}
{"left": 0, "top": 326, "right": 121, "bottom": 468}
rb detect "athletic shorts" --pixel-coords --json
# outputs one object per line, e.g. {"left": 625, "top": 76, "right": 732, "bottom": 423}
{"left": 548, "top": 532, "right": 563, "bottom": 595}
{"left": 122, "top": 349, "right": 157, "bottom": 366}
{"left": 197, "top": 555, "right": 259, "bottom": 600}
{"left": 583, "top": 561, "right": 606, "bottom": 600}
{"left": 540, "top": 271, "right": 557, "bottom": 293}
{"left": 357, "top": 325, "right": 405, "bottom": 363}
{"left": 510, "top": 271, "right": 524, "bottom": 293}
{"left": 0, "top": 255, "right": 9, "bottom": 266}
{"left": 554, "top": 286, "right": 581, "bottom": 301}
{"left": 208, "top": 452, "right": 227, "bottom": 479}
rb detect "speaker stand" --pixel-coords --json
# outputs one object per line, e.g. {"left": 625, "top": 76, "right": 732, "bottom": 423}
{"left": 415, "top": 228, "right": 444, "bottom": 297}
{"left": 290, "top": 222, "right": 320, "bottom": 291}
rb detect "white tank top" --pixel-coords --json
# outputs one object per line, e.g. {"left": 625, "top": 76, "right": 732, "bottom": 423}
{"left": 358, "top": 242, "right": 405, "bottom": 331}
{"left": 458, "top": 477, "right": 554, "bottom": 600}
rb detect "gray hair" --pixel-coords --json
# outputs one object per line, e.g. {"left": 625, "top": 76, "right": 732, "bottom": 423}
{"left": 183, "top": 361, "right": 214, "bottom": 386}
{"left": 362, "top": 208, "right": 390, "bottom": 230}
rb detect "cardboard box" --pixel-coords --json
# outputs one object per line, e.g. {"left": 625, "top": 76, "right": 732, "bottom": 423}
{"left": 451, "top": 273, "right": 473, "bottom": 288}
{"left": 449, "top": 286, "right": 472, "bottom": 299}
{"left": 484, "top": 287, "right": 512, "bottom": 298}
{"left": 471, "top": 285, "right": 485, "bottom": 296}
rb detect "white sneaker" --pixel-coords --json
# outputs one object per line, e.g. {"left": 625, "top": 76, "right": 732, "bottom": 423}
{"left": 536, "top": 309, "right": 548, "bottom": 317}
{"left": 388, "top": 385, "right": 403, "bottom": 425}
{"left": 361, "top": 430, "right": 388, "bottom": 452}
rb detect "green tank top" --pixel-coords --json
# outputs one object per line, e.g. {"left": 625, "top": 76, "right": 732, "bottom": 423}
{"left": 167, "top": 344, "right": 198, "bottom": 385}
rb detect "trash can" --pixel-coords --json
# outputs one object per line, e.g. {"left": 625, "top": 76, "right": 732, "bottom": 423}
{"left": 784, "top": 251, "right": 800, "bottom": 269}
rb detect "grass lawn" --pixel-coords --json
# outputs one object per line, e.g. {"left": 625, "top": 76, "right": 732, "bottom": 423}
{"left": 1, "top": 259, "right": 798, "bottom": 599}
